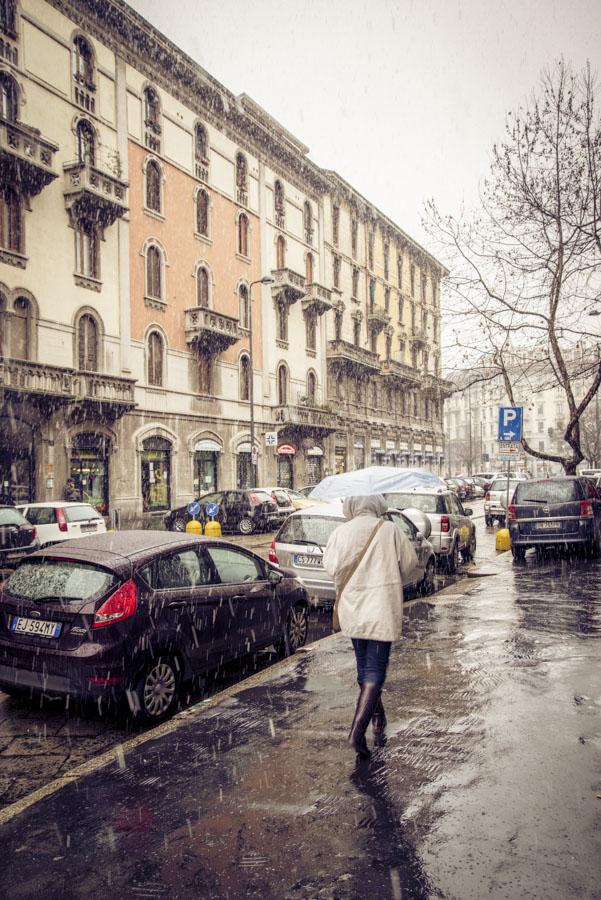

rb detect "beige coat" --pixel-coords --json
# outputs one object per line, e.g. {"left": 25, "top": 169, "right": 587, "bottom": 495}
{"left": 323, "top": 495, "right": 418, "bottom": 642}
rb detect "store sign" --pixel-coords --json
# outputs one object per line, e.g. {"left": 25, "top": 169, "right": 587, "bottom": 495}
{"left": 278, "top": 444, "right": 296, "bottom": 455}
{"left": 399, "top": 442, "right": 409, "bottom": 452}
{"left": 194, "top": 439, "right": 222, "bottom": 452}
{"left": 425, "top": 444, "right": 433, "bottom": 452}
{"left": 307, "top": 446, "right": 324, "bottom": 456}
{"left": 413, "top": 443, "right": 422, "bottom": 452}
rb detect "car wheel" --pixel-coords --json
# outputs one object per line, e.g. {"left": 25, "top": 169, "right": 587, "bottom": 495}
{"left": 462, "top": 535, "right": 477, "bottom": 562}
{"left": 238, "top": 516, "right": 254, "bottom": 536}
{"left": 447, "top": 540, "right": 460, "bottom": 574}
{"left": 129, "top": 656, "right": 179, "bottom": 723}
{"left": 420, "top": 558, "right": 436, "bottom": 596}
{"left": 511, "top": 545, "right": 526, "bottom": 561}
{"left": 172, "top": 516, "right": 186, "bottom": 533}
{"left": 485, "top": 516, "right": 493, "bottom": 527}
{"left": 277, "top": 603, "right": 308, "bottom": 657}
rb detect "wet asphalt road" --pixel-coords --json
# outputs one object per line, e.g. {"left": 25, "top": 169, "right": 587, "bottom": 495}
{"left": 0, "top": 503, "right": 600, "bottom": 898}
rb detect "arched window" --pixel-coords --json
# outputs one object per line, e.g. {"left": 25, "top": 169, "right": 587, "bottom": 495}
{"left": 0, "top": 72, "right": 17, "bottom": 123}
{"left": 145, "top": 159, "right": 161, "bottom": 213}
{"left": 77, "top": 313, "right": 98, "bottom": 371}
{"left": 11, "top": 297, "right": 30, "bottom": 360}
{"left": 75, "top": 220, "right": 98, "bottom": 278}
{"left": 146, "top": 245, "right": 162, "bottom": 299}
{"left": 305, "top": 252, "right": 314, "bottom": 285}
{"left": 277, "top": 364, "right": 288, "bottom": 406}
{"left": 73, "top": 35, "right": 94, "bottom": 86}
{"left": 141, "top": 436, "right": 171, "bottom": 512}
{"left": 305, "top": 314, "right": 316, "bottom": 351}
{"left": 276, "top": 234, "right": 285, "bottom": 269}
{"left": 274, "top": 180, "right": 284, "bottom": 223}
{"left": 196, "top": 266, "right": 209, "bottom": 308}
{"left": 195, "top": 122, "right": 208, "bottom": 161}
{"left": 276, "top": 302, "right": 288, "bottom": 342}
{"left": 147, "top": 331, "right": 164, "bottom": 386}
{"left": 235, "top": 152, "right": 247, "bottom": 190}
{"left": 144, "top": 87, "right": 161, "bottom": 131}
{"left": 306, "top": 371, "right": 316, "bottom": 405}
{"left": 0, "top": 186, "right": 21, "bottom": 252}
{"left": 239, "top": 354, "right": 250, "bottom": 401}
{"left": 303, "top": 200, "right": 313, "bottom": 244}
{"left": 196, "top": 189, "right": 209, "bottom": 236}
{"left": 238, "top": 213, "right": 249, "bottom": 257}
{"left": 239, "top": 284, "right": 250, "bottom": 329}
{"left": 0, "top": 1, "right": 17, "bottom": 36}
{"left": 76, "top": 119, "right": 95, "bottom": 166}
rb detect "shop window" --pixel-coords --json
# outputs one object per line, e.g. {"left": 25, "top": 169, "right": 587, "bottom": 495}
{"left": 147, "top": 331, "right": 164, "bottom": 386}
{"left": 0, "top": 186, "right": 21, "bottom": 253}
{"left": 305, "top": 314, "right": 316, "bottom": 351}
{"left": 239, "top": 284, "right": 250, "bottom": 328}
{"left": 306, "top": 371, "right": 316, "bottom": 405}
{"left": 194, "top": 441, "right": 219, "bottom": 494}
{"left": 141, "top": 436, "right": 171, "bottom": 512}
{"left": 239, "top": 354, "right": 250, "bottom": 401}
{"left": 0, "top": 0, "right": 17, "bottom": 36}
{"left": 277, "top": 364, "right": 288, "bottom": 405}
{"left": 0, "top": 72, "right": 17, "bottom": 122}
{"left": 75, "top": 220, "right": 99, "bottom": 279}
{"left": 77, "top": 313, "right": 98, "bottom": 371}
{"left": 70, "top": 432, "right": 109, "bottom": 514}
{"left": 237, "top": 213, "right": 249, "bottom": 257}
{"left": 72, "top": 36, "right": 94, "bottom": 87}
{"left": 11, "top": 296, "right": 30, "bottom": 360}
{"left": 145, "top": 159, "right": 161, "bottom": 213}
{"left": 305, "top": 252, "right": 314, "bottom": 285}
{"left": 196, "top": 267, "right": 209, "bottom": 308}
{"left": 303, "top": 200, "right": 313, "bottom": 244}
{"left": 146, "top": 244, "right": 162, "bottom": 299}
{"left": 196, "top": 189, "right": 209, "bottom": 236}
{"left": 76, "top": 119, "right": 95, "bottom": 166}
{"left": 276, "top": 234, "right": 285, "bottom": 269}
{"left": 277, "top": 454, "right": 293, "bottom": 489}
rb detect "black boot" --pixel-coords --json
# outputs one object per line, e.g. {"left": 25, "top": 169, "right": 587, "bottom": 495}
{"left": 349, "top": 682, "right": 381, "bottom": 760}
{"left": 372, "top": 693, "right": 386, "bottom": 733}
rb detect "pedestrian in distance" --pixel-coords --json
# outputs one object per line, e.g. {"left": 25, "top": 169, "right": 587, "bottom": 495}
{"left": 323, "top": 494, "right": 417, "bottom": 762}
{"left": 63, "top": 477, "right": 79, "bottom": 502}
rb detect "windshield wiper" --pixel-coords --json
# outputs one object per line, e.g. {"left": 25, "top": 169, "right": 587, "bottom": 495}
{"left": 288, "top": 539, "right": 324, "bottom": 549}
{"left": 520, "top": 498, "right": 554, "bottom": 504}
{"left": 31, "top": 595, "right": 83, "bottom": 603}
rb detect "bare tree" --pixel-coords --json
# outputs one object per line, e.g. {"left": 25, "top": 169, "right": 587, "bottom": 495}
{"left": 426, "top": 62, "right": 601, "bottom": 473}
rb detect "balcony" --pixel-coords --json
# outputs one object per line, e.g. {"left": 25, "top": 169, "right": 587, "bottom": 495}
{"left": 411, "top": 327, "right": 429, "bottom": 347}
{"left": 74, "top": 371, "right": 137, "bottom": 419}
{"left": 326, "top": 339, "right": 380, "bottom": 376}
{"left": 422, "top": 374, "right": 454, "bottom": 399}
{"left": 0, "top": 358, "right": 74, "bottom": 405}
{"left": 184, "top": 307, "right": 243, "bottom": 353}
{"left": 302, "top": 282, "right": 333, "bottom": 316}
{"left": 271, "top": 268, "right": 305, "bottom": 305}
{"left": 0, "top": 120, "right": 58, "bottom": 197}
{"left": 381, "top": 358, "right": 420, "bottom": 385}
{"left": 367, "top": 304, "right": 390, "bottom": 334}
{"left": 63, "top": 161, "right": 128, "bottom": 230}
{"left": 273, "top": 402, "right": 338, "bottom": 436}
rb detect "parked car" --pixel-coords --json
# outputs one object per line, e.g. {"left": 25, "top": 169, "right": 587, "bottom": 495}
{"left": 258, "top": 487, "right": 296, "bottom": 519}
{"left": 484, "top": 478, "right": 521, "bottom": 526}
{"left": 17, "top": 502, "right": 106, "bottom": 548}
{"left": 462, "top": 478, "right": 485, "bottom": 499}
{"left": 473, "top": 471, "right": 497, "bottom": 488}
{"left": 446, "top": 477, "right": 470, "bottom": 500}
{"left": 383, "top": 489, "right": 476, "bottom": 573}
{"left": 0, "top": 506, "right": 39, "bottom": 568}
{"left": 270, "top": 503, "right": 436, "bottom": 607}
{"left": 164, "top": 490, "right": 281, "bottom": 535}
{"left": 0, "top": 531, "right": 309, "bottom": 721}
{"left": 282, "top": 488, "right": 323, "bottom": 510}
{"left": 295, "top": 486, "right": 317, "bottom": 498}
{"left": 508, "top": 477, "right": 601, "bottom": 559}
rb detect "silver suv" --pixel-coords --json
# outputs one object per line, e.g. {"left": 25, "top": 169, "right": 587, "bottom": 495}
{"left": 484, "top": 478, "right": 521, "bottom": 526}
{"left": 270, "top": 502, "right": 436, "bottom": 607}
{"left": 384, "top": 489, "right": 476, "bottom": 573}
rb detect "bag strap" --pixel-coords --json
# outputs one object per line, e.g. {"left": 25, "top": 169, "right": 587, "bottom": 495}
{"left": 337, "top": 519, "right": 384, "bottom": 599}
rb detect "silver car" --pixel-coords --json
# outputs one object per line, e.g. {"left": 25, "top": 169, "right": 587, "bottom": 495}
{"left": 383, "top": 489, "right": 476, "bottom": 574}
{"left": 484, "top": 478, "right": 521, "bottom": 526}
{"left": 269, "top": 502, "right": 436, "bottom": 608}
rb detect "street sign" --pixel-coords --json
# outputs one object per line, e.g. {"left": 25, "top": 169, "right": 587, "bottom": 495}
{"left": 498, "top": 406, "right": 523, "bottom": 442}
{"left": 205, "top": 502, "right": 220, "bottom": 518}
{"left": 497, "top": 441, "right": 522, "bottom": 457}
{"left": 265, "top": 431, "right": 278, "bottom": 447}
{"left": 187, "top": 500, "right": 201, "bottom": 517}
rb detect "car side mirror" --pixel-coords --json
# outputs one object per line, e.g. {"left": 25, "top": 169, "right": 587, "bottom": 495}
{"left": 268, "top": 568, "right": 283, "bottom": 586}
{"left": 464, "top": 508, "right": 473, "bottom": 516}
{"left": 415, "top": 531, "right": 424, "bottom": 544}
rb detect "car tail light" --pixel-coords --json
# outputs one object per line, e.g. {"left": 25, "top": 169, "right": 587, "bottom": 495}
{"left": 268, "top": 539, "right": 279, "bottom": 565}
{"left": 249, "top": 493, "right": 261, "bottom": 505}
{"left": 580, "top": 500, "right": 593, "bottom": 518}
{"left": 440, "top": 514, "right": 450, "bottom": 533}
{"left": 507, "top": 504, "right": 516, "bottom": 521}
{"left": 30, "top": 526, "right": 37, "bottom": 541}
{"left": 92, "top": 579, "right": 137, "bottom": 629}
{"left": 56, "top": 508, "right": 68, "bottom": 533}
{"left": 485, "top": 492, "right": 491, "bottom": 502}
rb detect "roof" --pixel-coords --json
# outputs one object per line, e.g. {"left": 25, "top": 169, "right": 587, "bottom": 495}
{"left": 17, "top": 501, "right": 99, "bottom": 509}
{"left": 34, "top": 530, "right": 215, "bottom": 566}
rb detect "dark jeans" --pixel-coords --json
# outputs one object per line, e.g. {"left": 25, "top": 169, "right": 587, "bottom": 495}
{"left": 351, "top": 638, "right": 392, "bottom": 688}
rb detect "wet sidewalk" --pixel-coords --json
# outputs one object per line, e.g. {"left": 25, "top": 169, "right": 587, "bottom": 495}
{"left": 1, "top": 551, "right": 600, "bottom": 900}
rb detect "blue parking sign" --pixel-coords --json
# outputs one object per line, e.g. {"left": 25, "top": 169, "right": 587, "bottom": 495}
{"left": 206, "top": 502, "right": 220, "bottom": 518}
{"left": 498, "top": 407, "right": 523, "bottom": 442}
{"left": 187, "top": 500, "right": 201, "bottom": 517}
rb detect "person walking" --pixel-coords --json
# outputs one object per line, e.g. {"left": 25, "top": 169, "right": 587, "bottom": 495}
{"left": 323, "top": 494, "right": 417, "bottom": 761}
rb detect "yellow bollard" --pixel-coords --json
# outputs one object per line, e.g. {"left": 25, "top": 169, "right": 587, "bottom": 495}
{"left": 204, "top": 519, "right": 222, "bottom": 537}
{"left": 185, "top": 519, "right": 202, "bottom": 535}
{"left": 496, "top": 528, "right": 511, "bottom": 552}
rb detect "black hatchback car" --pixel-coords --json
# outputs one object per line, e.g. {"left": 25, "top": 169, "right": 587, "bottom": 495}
{"left": 0, "top": 506, "right": 38, "bottom": 568}
{"left": 0, "top": 532, "right": 309, "bottom": 721}
{"left": 165, "top": 490, "right": 281, "bottom": 535}
{"left": 508, "top": 476, "right": 601, "bottom": 558}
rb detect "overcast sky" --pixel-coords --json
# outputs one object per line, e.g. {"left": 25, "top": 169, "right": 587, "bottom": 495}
{"left": 130, "top": 0, "right": 599, "bottom": 254}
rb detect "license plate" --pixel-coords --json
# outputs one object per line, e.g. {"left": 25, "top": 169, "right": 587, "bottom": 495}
{"left": 11, "top": 616, "right": 62, "bottom": 638}
{"left": 80, "top": 523, "right": 97, "bottom": 532}
{"left": 535, "top": 521, "right": 562, "bottom": 530}
{"left": 294, "top": 554, "right": 323, "bottom": 567}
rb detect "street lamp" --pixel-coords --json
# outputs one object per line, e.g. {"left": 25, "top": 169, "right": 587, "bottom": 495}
{"left": 248, "top": 276, "right": 275, "bottom": 486}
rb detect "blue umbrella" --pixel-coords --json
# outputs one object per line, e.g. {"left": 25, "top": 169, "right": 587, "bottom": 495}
{"left": 309, "top": 466, "right": 446, "bottom": 501}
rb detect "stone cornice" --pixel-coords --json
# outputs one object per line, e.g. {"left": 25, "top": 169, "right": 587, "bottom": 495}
{"left": 46, "top": 0, "right": 329, "bottom": 197}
